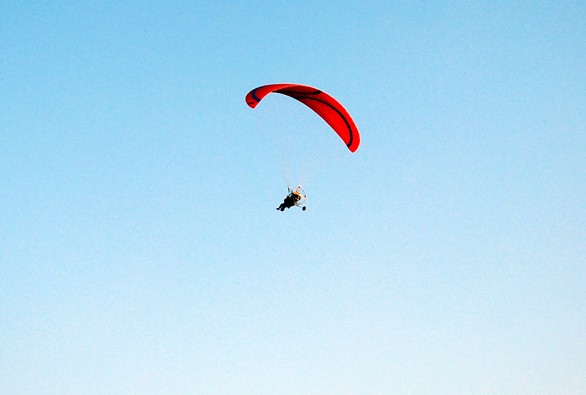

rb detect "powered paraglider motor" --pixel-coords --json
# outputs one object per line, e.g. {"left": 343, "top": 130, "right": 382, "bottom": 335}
{"left": 276, "top": 186, "right": 307, "bottom": 211}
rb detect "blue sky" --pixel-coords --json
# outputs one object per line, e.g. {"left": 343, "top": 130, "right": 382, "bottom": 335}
{"left": 1, "top": 1, "right": 585, "bottom": 394}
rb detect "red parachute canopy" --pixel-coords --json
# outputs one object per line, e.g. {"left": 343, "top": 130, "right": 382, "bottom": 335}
{"left": 245, "top": 83, "right": 360, "bottom": 152}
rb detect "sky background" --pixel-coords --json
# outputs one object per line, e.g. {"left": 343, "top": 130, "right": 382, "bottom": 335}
{"left": 1, "top": 1, "right": 585, "bottom": 394}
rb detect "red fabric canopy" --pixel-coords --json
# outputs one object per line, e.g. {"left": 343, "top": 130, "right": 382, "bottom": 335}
{"left": 246, "top": 83, "right": 360, "bottom": 153}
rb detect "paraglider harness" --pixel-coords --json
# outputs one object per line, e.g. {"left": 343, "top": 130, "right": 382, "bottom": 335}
{"left": 277, "top": 186, "right": 307, "bottom": 211}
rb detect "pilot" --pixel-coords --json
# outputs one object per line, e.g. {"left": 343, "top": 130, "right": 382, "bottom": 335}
{"left": 276, "top": 188, "right": 304, "bottom": 211}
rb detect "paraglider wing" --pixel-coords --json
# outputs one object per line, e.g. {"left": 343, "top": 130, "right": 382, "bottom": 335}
{"left": 245, "top": 83, "right": 360, "bottom": 152}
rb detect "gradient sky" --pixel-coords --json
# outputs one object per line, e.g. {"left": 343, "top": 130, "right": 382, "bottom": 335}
{"left": 2, "top": 1, "right": 585, "bottom": 394}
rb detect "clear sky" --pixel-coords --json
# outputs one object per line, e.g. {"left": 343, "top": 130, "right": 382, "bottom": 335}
{"left": 1, "top": 1, "right": 585, "bottom": 394}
